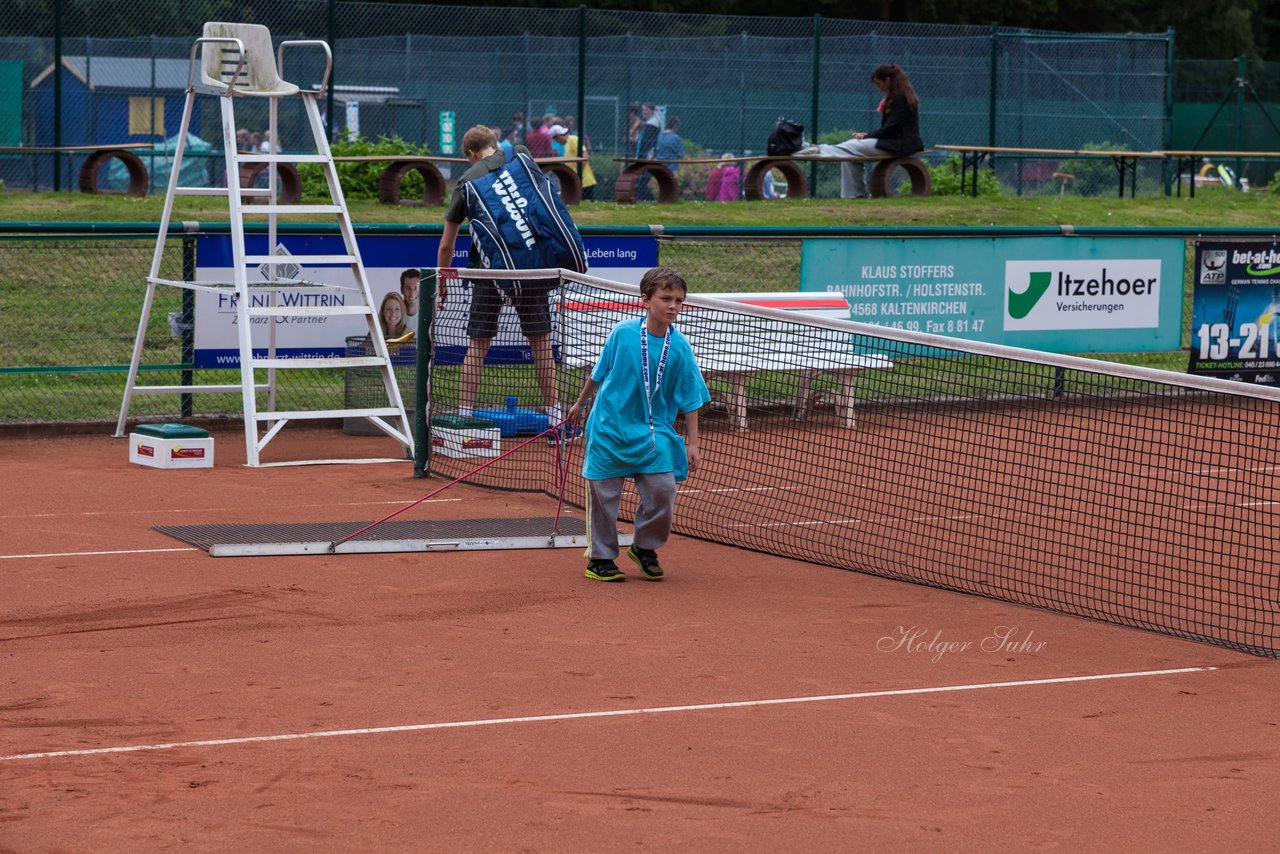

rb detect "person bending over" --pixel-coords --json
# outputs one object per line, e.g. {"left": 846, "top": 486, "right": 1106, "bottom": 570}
{"left": 437, "top": 125, "right": 564, "bottom": 430}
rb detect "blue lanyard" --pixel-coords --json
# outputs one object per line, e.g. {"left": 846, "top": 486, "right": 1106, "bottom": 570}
{"left": 639, "top": 319, "right": 672, "bottom": 449}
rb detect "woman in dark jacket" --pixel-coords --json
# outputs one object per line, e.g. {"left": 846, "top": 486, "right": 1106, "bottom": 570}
{"left": 799, "top": 64, "right": 922, "bottom": 198}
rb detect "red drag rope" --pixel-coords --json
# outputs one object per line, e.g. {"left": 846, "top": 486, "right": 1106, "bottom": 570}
{"left": 551, "top": 421, "right": 579, "bottom": 533}
{"left": 328, "top": 419, "right": 574, "bottom": 551}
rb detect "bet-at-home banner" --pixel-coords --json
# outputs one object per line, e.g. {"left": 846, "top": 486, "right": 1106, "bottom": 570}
{"left": 1188, "top": 240, "right": 1280, "bottom": 385}
{"left": 193, "top": 234, "right": 656, "bottom": 368}
{"left": 800, "top": 236, "right": 1185, "bottom": 353}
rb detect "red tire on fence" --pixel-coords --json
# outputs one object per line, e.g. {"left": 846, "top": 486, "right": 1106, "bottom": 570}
{"left": 744, "top": 158, "right": 807, "bottom": 201}
{"left": 236, "top": 162, "right": 303, "bottom": 204}
{"left": 78, "top": 150, "right": 149, "bottom": 197}
{"left": 613, "top": 163, "right": 679, "bottom": 204}
{"left": 869, "top": 156, "right": 932, "bottom": 198}
{"left": 377, "top": 160, "right": 448, "bottom": 206}
{"left": 540, "top": 163, "right": 583, "bottom": 205}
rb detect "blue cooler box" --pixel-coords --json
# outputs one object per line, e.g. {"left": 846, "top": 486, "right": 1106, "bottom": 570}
{"left": 473, "top": 396, "right": 548, "bottom": 437}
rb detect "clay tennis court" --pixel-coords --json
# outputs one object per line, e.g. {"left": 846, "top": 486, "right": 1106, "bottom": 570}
{"left": 2, "top": 429, "right": 1278, "bottom": 850}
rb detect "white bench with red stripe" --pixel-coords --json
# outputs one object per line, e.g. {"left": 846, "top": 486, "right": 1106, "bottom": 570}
{"left": 558, "top": 291, "right": 893, "bottom": 429}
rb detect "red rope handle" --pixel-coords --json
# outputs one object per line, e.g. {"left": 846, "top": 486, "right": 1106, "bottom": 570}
{"left": 329, "top": 420, "right": 572, "bottom": 551}
{"left": 551, "top": 421, "right": 580, "bottom": 532}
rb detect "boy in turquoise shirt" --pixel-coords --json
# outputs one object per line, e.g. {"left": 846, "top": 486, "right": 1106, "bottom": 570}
{"left": 567, "top": 267, "right": 712, "bottom": 581}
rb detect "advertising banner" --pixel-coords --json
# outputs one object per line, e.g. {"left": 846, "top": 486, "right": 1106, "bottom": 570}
{"left": 1188, "top": 240, "right": 1280, "bottom": 385}
{"left": 193, "top": 233, "right": 656, "bottom": 368}
{"left": 800, "top": 236, "right": 1185, "bottom": 353}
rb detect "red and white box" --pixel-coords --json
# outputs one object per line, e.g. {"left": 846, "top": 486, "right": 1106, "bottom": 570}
{"left": 431, "top": 426, "right": 501, "bottom": 459}
{"left": 129, "top": 433, "right": 215, "bottom": 469}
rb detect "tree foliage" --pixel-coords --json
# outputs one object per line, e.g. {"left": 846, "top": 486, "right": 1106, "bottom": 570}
{"left": 427, "top": 0, "right": 1273, "bottom": 60}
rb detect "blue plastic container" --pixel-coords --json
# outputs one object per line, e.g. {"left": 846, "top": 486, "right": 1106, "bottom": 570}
{"left": 473, "top": 396, "right": 548, "bottom": 437}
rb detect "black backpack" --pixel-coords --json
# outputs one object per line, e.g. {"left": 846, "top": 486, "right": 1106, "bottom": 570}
{"left": 767, "top": 117, "right": 805, "bottom": 156}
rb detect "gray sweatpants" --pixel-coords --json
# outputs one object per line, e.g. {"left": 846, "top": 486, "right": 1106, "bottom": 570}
{"left": 813, "top": 138, "right": 883, "bottom": 198}
{"left": 585, "top": 472, "right": 677, "bottom": 560}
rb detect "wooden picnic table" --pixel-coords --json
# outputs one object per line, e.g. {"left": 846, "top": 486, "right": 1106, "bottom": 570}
{"left": 1161, "top": 150, "right": 1280, "bottom": 197}
{"left": 612, "top": 152, "right": 932, "bottom": 203}
{"left": 331, "top": 154, "right": 586, "bottom": 206}
{"left": 936, "top": 144, "right": 1165, "bottom": 199}
{"left": 0, "top": 143, "right": 153, "bottom": 196}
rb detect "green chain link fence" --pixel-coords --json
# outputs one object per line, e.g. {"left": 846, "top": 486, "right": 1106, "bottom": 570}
{"left": 1, "top": 1, "right": 1182, "bottom": 199}
{"left": 1172, "top": 57, "right": 1280, "bottom": 189}
{"left": 0, "top": 221, "right": 1255, "bottom": 428}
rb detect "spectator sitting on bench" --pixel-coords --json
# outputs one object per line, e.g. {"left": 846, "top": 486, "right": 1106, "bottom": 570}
{"left": 550, "top": 123, "right": 598, "bottom": 201}
{"left": 797, "top": 63, "right": 923, "bottom": 199}
{"left": 657, "top": 116, "right": 685, "bottom": 171}
{"left": 634, "top": 103, "right": 664, "bottom": 200}
{"left": 704, "top": 154, "right": 740, "bottom": 203}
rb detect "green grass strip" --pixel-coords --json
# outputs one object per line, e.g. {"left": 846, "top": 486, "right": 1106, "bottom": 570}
{"left": 0, "top": 363, "right": 189, "bottom": 375}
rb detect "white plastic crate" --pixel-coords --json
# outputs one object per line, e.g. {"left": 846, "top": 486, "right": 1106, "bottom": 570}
{"left": 431, "top": 426, "right": 501, "bottom": 459}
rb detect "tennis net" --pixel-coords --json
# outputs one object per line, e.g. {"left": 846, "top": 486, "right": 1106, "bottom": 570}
{"left": 419, "top": 267, "right": 1280, "bottom": 658}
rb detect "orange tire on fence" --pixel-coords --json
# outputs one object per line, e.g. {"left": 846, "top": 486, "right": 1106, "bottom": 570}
{"left": 613, "top": 163, "right": 679, "bottom": 204}
{"left": 744, "top": 158, "right": 807, "bottom": 201}
{"left": 236, "top": 162, "right": 303, "bottom": 204}
{"left": 869, "top": 156, "right": 932, "bottom": 198}
{"left": 377, "top": 160, "right": 448, "bottom": 206}
{"left": 78, "top": 150, "right": 149, "bottom": 197}
{"left": 540, "top": 163, "right": 583, "bottom": 205}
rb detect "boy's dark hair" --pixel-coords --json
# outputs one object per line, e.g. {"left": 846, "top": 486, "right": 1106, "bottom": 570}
{"left": 399, "top": 268, "right": 420, "bottom": 287}
{"left": 461, "top": 124, "right": 498, "bottom": 154}
{"left": 639, "top": 266, "right": 688, "bottom": 298}
{"left": 665, "top": 116, "right": 680, "bottom": 131}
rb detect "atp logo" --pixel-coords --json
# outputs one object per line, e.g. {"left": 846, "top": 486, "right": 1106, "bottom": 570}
{"left": 1199, "top": 249, "right": 1227, "bottom": 284}
{"left": 1008, "top": 271, "right": 1052, "bottom": 319}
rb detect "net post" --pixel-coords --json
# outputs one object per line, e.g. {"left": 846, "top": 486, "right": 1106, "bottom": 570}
{"left": 413, "top": 269, "right": 438, "bottom": 479}
{"left": 180, "top": 231, "right": 196, "bottom": 418}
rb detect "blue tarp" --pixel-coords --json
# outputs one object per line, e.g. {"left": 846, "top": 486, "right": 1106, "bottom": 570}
{"left": 109, "top": 133, "right": 215, "bottom": 192}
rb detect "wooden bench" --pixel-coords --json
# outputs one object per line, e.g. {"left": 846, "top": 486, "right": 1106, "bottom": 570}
{"left": 558, "top": 291, "right": 893, "bottom": 429}
{"left": 333, "top": 155, "right": 585, "bottom": 206}
{"left": 744, "top": 152, "right": 933, "bottom": 200}
{"left": 0, "top": 143, "right": 152, "bottom": 196}
{"left": 936, "top": 144, "right": 1166, "bottom": 199}
{"left": 612, "top": 153, "right": 932, "bottom": 203}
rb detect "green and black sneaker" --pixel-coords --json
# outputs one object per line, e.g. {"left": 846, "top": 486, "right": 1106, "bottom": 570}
{"left": 627, "top": 546, "right": 664, "bottom": 581}
{"left": 585, "top": 559, "right": 625, "bottom": 582}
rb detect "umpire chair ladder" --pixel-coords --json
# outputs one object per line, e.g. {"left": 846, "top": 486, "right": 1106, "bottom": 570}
{"left": 115, "top": 22, "right": 412, "bottom": 466}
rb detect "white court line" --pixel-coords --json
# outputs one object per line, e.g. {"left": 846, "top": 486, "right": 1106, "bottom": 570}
{"left": 676, "top": 486, "right": 797, "bottom": 496}
{"left": 725, "top": 492, "right": 1280, "bottom": 531}
{"left": 728, "top": 512, "right": 986, "bottom": 529}
{"left": 0, "top": 666, "right": 1214, "bottom": 762}
{"left": 1192, "top": 464, "right": 1280, "bottom": 476}
{"left": 0, "top": 498, "right": 462, "bottom": 520}
{"left": 0, "top": 547, "right": 201, "bottom": 561}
